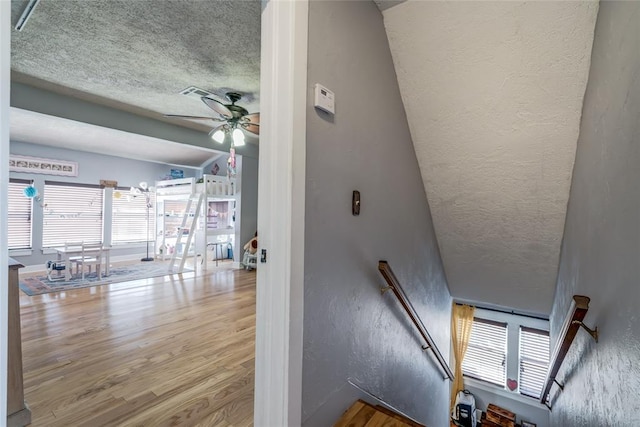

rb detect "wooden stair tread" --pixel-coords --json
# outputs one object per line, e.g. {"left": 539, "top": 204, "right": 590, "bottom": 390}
{"left": 334, "top": 401, "right": 368, "bottom": 427}
{"left": 334, "top": 400, "right": 425, "bottom": 427}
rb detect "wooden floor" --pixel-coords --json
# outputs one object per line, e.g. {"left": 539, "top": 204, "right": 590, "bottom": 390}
{"left": 18, "top": 263, "right": 256, "bottom": 426}
{"left": 334, "top": 400, "right": 425, "bottom": 427}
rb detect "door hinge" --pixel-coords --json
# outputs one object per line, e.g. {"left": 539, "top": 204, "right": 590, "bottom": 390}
{"left": 260, "top": 249, "right": 267, "bottom": 263}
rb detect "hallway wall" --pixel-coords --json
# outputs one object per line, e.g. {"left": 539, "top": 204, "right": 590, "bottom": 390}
{"left": 302, "top": 1, "right": 451, "bottom": 425}
{"left": 549, "top": 2, "right": 640, "bottom": 425}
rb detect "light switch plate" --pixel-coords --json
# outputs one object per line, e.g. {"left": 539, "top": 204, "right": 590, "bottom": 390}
{"left": 314, "top": 83, "right": 335, "bottom": 114}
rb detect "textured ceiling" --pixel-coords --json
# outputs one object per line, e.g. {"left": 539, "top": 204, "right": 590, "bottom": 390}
{"left": 11, "top": 108, "right": 222, "bottom": 168}
{"left": 10, "top": 0, "right": 261, "bottom": 152}
{"left": 383, "top": 1, "right": 598, "bottom": 314}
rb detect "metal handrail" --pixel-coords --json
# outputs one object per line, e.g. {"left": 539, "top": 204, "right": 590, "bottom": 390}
{"left": 540, "top": 295, "right": 598, "bottom": 409}
{"left": 378, "top": 260, "right": 454, "bottom": 381}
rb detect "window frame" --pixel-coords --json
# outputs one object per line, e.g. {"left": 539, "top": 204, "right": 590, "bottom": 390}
{"left": 111, "top": 187, "right": 156, "bottom": 245}
{"left": 461, "top": 317, "right": 508, "bottom": 387}
{"left": 519, "top": 326, "right": 550, "bottom": 399}
{"left": 42, "top": 181, "right": 105, "bottom": 248}
{"left": 458, "top": 305, "right": 550, "bottom": 405}
{"left": 8, "top": 178, "right": 33, "bottom": 251}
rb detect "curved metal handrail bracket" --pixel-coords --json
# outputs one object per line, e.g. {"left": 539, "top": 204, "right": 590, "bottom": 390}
{"left": 378, "top": 260, "right": 454, "bottom": 381}
{"left": 540, "top": 295, "right": 598, "bottom": 409}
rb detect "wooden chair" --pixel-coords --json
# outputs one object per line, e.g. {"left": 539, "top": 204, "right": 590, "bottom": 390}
{"left": 71, "top": 242, "right": 104, "bottom": 280}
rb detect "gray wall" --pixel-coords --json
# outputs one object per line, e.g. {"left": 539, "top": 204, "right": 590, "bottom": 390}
{"left": 201, "top": 154, "right": 230, "bottom": 178}
{"left": 11, "top": 141, "right": 259, "bottom": 267}
{"left": 10, "top": 140, "right": 197, "bottom": 266}
{"left": 238, "top": 155, "right": 258, "bottom": 256}
{"left": 549, "top": 2, "right": 640, "bottom": 426}
{"left": 303, "top": 2, "right": 452, "bottom": 426}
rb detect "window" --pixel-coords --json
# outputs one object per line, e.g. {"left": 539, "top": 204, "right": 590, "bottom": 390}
{"left": 458, "top": 306, "right": 551, "bottom": 401}
{"left": 462, "top": 318, "right": 507, "bottom": 386}
{"left": 8, "top": 179, "right": 33, "bottom": 250}
{"left": 112, "top": 189, "right": 155, "bottom": 244}
{"left": 42, "top": 182, "right": 104, "bottom": 247}
{"left": 519, "top": 327, "right": 550, "bottom": 399}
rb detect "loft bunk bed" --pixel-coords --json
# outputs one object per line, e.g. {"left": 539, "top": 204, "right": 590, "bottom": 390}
{"left": 155, "top": 175, "right": 238, "bottom": 272}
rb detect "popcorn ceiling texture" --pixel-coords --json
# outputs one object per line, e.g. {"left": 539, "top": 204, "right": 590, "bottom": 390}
{"left": 549, "top": 2, "right": 640, "bottom": 425}
{"left": 382, "top": 1, "right": 598, "bottom": 314}
{"left": 10, "top": 0, "right": 261, "bottom": 118}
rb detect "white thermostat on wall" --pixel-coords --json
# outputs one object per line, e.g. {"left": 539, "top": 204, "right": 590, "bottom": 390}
{"left": 314, "top": 83, "right": 335, "bottom": 114}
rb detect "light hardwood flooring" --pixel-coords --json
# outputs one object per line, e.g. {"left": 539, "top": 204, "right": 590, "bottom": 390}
{"left": 18, "top": 263, "right": 256, "bottom": 426}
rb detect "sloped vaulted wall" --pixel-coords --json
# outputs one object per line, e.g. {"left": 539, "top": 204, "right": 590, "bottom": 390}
{"left": 302, "top": 1, "right": 451, "bottom": 425}
{"left": 382, "top": 1, "right": 598, "bottom": 315}
{"left": 549, "top": 2, "right": 640, "bottom": 425}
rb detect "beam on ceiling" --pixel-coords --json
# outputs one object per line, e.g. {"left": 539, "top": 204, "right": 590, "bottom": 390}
{"left": 10, "top": 82, "right": 259, "bottom": 159}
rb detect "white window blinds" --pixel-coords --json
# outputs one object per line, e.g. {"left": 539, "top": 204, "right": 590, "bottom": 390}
{"left": 8, "top": 180, "right": 33, "bottom": 250}
{"left": 42, "top": 182, "right": 104, "bottom": 247}
{"left": 112, "top": 190, "right": 155, "bottom": 244}
{"left": 462, "top": 318, "right": 507, "bottom": 387}
{"left": 519, "top": 327, "right": 550, "bottom": 399}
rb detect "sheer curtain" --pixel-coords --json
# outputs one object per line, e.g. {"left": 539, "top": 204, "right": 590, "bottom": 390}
{"left": 450, "top": 303, "right": 475, "bottom": 410}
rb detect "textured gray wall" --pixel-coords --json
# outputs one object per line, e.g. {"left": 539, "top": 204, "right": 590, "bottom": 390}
{"left": 303, "top": 1, "right": 452, "bottom": 426}
{"left": 549, "top": 2, "right": 640, "bottom": 426}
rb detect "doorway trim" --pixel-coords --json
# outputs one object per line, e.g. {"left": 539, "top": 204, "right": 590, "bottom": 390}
{"left": 254, "top": 0, "right": 308, "bottom": 425}
{"left": 1, "top": 1, "right": 11, "bottom": 421}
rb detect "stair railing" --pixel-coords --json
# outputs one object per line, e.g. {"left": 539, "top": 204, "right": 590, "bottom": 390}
{"left": 378, "top": 260, "right": 454, "bottom": 381}
{"left": 540, "top": 295, "right": 598, "bottom": 409}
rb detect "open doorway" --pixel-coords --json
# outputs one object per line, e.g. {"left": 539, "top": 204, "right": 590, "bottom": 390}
{"left": 3, "top": 2, "right": 260, "bottom": 425}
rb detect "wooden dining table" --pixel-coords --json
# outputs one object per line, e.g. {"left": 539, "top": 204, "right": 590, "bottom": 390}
{"left": 54, "top": 245, "right": 111, "bottom": 280}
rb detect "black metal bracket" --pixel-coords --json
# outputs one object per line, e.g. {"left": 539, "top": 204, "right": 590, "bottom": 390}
{"left": 553, "top": 378, "right": 564, "bottom": 390}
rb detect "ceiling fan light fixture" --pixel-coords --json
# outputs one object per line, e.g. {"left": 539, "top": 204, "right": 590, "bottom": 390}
{"left": 232, "top": 128, "right": 245, "bottom": 147}
{"left": 212, "top": 129, "right": 225, "bottom": 143}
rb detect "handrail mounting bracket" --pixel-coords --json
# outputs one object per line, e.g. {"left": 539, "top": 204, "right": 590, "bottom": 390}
{"left": 380, "top": 286, "right": 392, "bottom": 295}
{"left": 572, "top": 320, "right": 598, "bottom": 342}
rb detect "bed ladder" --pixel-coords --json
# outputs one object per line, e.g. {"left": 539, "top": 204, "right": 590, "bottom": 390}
{"left": 169, "top": 193, "right": 204, "bottom": 273}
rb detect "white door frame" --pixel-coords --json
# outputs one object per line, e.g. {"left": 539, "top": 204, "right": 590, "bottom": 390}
{"left": 254, "top": 0, "right": 308, "bottom": 425}
{"left": 1, "top": 1, "right": 11, "bottom": 422}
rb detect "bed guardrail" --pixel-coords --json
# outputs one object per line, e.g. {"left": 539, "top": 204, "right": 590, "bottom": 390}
{"left": 155, "top": 175, "right": 237, "bottom": 197}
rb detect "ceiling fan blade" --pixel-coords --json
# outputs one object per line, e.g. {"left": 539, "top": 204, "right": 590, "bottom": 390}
{"left": 241, "top": 122, "right": 260, "bottom": 136}
{"left": 165, "top": 114, "right": 225, "bottom": 122}
{"left": 201, "top": 96, "right": 233, "bottom": 119}
{"left": 240, "top": 113, "right": 260, "bottom": 124}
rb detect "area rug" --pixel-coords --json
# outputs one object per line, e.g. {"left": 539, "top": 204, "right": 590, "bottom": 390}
{"left": 19, "top": 262, "right": 193, "bottom": 296}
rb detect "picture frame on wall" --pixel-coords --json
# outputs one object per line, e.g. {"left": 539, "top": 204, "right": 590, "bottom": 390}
{"left": 522, "top": 421, "right": 537, "bottom": 427}
{"left": 9, "top": 155, "right": 78, "bottom": 177}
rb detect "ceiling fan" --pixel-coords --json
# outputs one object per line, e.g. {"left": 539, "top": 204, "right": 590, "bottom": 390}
{"left": 165, "top": 91, "right": 259, "bottom": 147}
